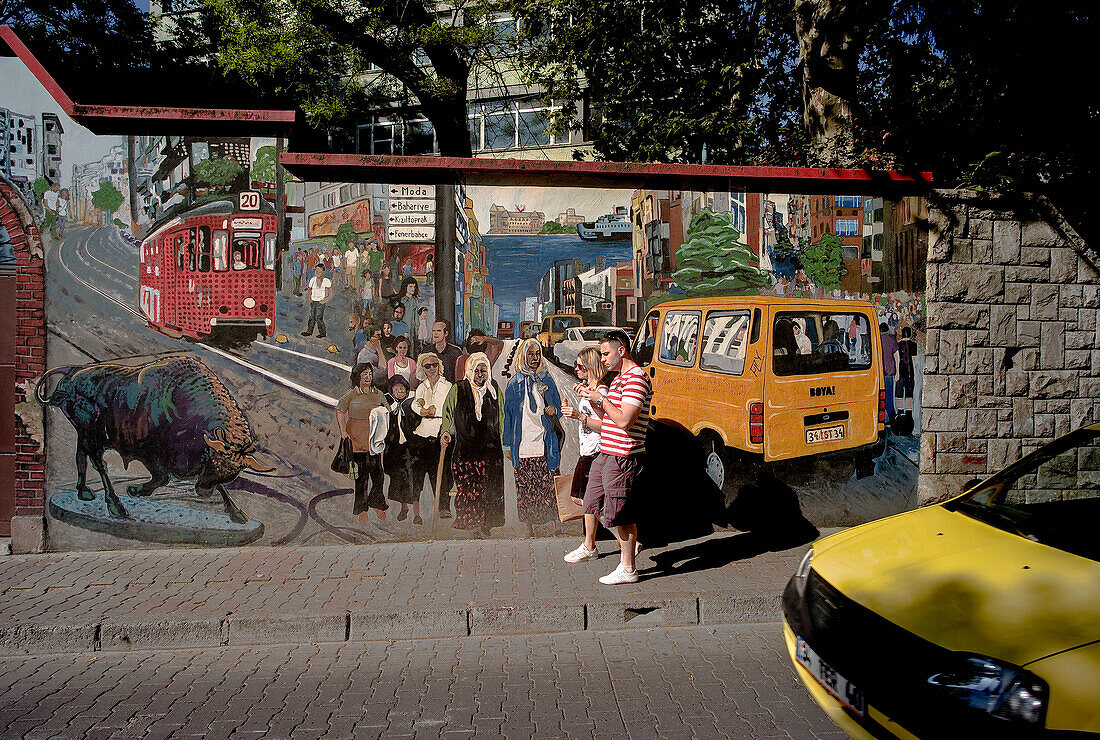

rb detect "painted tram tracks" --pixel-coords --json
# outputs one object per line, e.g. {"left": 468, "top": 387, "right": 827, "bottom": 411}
{"left": 55, "top": 227, "right": 341, "bottom": 406}
{"left": 52, "top": 227, "right": 383, "bottom": 544}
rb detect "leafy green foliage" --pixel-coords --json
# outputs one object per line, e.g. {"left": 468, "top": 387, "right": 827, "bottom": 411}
{"left": 192, "top": 157, "right": 245, "bottom": 189}
{"left": 672, "top": 210, "right": 774, "bottom": 296}
{"left": 91, "top": 182, "right": 124, "bottom": 218}
{"left": 206, "top": 0, "right": 502, "bottom": 155}
{"left": 334, "top": 222, "right": 359, "bottom": 250}
{"left": 510, "top": 0, "right": 805, "bottom": 165}
{"left": 251, "top": 146, "right": 277, "bottom": 184}
{"left": 852, "top": 0, "right": 1096, "bottom": 240}
{"left": 800, "top": 233, "right": 846, "bottom": 293}
{"left": 33, "top": 178, "right": 51, "bottom": 198}
{"left": 539, "top": 221, "right": 575, "bottom": 234}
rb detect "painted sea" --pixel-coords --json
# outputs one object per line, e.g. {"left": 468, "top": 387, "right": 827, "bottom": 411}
{"left": 483, "top": 234, "right": 633, "bottom": 322}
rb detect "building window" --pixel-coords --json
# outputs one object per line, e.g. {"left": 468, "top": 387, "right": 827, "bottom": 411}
{"left": 467, "top": 100, "right": 563, "bottom": 151}
{"left": 834, "top": 196, "right": 862, "bottom": 208}
{"left": 358, "top": 115, "right": 436, "bottom": 155}
{"left": 836, "top": 219, "right": 859, "bottom": 236}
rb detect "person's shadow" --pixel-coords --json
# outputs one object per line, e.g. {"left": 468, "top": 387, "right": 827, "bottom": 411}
{"left": 641, "top": 531, "right": 773, "bottom": 577}
{"left": 631, "top": 424, "right": 819, "bottom": 578}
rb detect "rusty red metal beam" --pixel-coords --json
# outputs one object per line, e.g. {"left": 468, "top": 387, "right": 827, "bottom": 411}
{"left": 0, "top": 25, "right": 296, "bottom": 135}
{"left": 279, "top": 153, "right": 934, "bottom": 193}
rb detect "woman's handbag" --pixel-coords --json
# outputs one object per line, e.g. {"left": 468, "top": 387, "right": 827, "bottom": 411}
{"left": 331, "top": 437, "right": 354, "bottom": 475}
{"left": 554, "top": 473, "right": 584, "bottom": 523}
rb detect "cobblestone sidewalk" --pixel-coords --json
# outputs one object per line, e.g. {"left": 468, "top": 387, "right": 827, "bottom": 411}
{"left": 0, "top": 531, "right": 823, "bottom": 655}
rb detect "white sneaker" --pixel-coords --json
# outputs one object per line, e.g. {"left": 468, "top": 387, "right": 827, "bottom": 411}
{"left": 599, "top": 564, "right": 639, "bottom": 585}
{"left": 564, "top": 544, "right": 598, "bottom": 563}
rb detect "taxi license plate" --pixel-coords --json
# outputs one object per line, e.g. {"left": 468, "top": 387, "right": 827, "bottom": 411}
{"left": 795, "top": 636, "right": 865, "bottom": 717}
{"left": 806, "top": 424, "right": 844, "bottom": 445}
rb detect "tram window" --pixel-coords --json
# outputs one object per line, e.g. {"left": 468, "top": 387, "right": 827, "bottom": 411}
{"left": 232, "top": 234, "right": 261, "bottom": 270}
{"left": 212, "top": 230, "right": 228, "bottom": 271}
{"left": 197, "top": 226, "right": 211, "bottom": 273}
{"left": 264, "top": 233, "right": 276, "bottom": 270}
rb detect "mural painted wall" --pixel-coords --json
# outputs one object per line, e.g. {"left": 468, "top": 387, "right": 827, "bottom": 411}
{"left": 4, "top": 59, "right": 929, "bottom": 551}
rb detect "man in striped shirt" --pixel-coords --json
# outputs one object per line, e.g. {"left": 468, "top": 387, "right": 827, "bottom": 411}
{"left": 571, "top": 330, "right": 652, "bottom": 585}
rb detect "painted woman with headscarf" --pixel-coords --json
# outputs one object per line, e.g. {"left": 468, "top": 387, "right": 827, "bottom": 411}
{"left": 503, "top": 338, "right": 562, "bottom": 535}
{"left": 440, "top": 352, "right": 505, "bottom": 538}
{"left": 384, "top": 375, "right": 421, "bottom": 524}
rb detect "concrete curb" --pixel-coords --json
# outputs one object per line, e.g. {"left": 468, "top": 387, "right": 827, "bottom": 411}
{"left": 0, "top": 591, "right": 786, "bottom": 655}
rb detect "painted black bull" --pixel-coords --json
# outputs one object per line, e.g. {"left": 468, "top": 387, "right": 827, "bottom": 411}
{"left": 36, "top": 356, "right": 273, "bottom": 522}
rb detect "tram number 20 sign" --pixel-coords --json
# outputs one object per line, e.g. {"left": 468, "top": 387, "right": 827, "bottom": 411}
{"left": 239, "top": 191, "right": 262, "bottom": 211}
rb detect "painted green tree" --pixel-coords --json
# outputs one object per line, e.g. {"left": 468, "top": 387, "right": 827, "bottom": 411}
{"left": 91, "top": 182, "right": 125, "bottom": 223}
{"left": 800, "top": 232, "right": 847, "bottom": 293}
{"left": 539, "top": 221, "right": 574, "bottom": 235}
{"left": 334, "top": 222, "right": 358, "bottom": 250}
{"left": 671, "top": 210, "right": 774, "bottom": 297}
{"left": 33, "top": 178, "right": 50, "bottom": 198}
{"left": 193, "top": 156, "right": 245, "bottom": 191}
{"left": 252, "top": 145, "right": 277, "bottom": 184}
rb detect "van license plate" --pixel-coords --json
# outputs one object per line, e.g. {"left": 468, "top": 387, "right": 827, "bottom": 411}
{"left": 795, "top": 636, "right": 865, "bottom": 717}
{"left": 807, "top": 425, "right": 844, "bottom": 444}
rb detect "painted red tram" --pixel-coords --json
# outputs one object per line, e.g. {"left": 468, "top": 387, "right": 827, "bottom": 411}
{"left": 138, "top": 191, "right": 279, "bottom": 341}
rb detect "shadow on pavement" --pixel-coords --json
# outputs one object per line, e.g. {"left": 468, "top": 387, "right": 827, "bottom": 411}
{"left": 627, "top": 423, "right": 819, "bottom": 565}
{"left": 639, "top": 529, "right": 809, "bottom": 579}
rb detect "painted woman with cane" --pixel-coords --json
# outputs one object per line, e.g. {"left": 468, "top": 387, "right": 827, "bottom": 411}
{"left": 440, "top": 352, "right": 505, "bottom": 538}
{"left": 407, "top": 352, "right": 454, "bottom": 519}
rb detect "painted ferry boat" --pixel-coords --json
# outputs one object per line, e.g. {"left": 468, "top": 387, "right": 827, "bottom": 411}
{"left": 576, "top": 207, "right": 632, "bottom": 241}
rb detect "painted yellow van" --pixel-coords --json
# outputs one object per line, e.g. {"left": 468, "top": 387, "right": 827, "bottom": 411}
{"left": 783, "top": 424, "right": 1100, "bottom": 738}
{"left": 631, "top": 297, "right": 886, "bottom": 488}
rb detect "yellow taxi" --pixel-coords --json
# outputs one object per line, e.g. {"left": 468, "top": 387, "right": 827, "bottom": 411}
{"left": 538, "top": 313, "right": 583, "bottom": 356}
{"left": 783, "top": 424, "right": 1100, "bottom": 738}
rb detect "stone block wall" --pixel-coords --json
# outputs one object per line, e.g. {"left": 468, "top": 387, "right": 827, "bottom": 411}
{"left": 919, "top": 189, "right": 1097, "bottom": 504}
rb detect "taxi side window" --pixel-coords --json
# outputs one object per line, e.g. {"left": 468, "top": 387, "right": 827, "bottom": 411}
{"left": 659, "top": 311, "right": 701, "bottom": 366}
{"left": 700, "top": 310, "right": 751, "bottom": 375}
{"left": 633, "top": 310, "right": 660, "bottom": 366}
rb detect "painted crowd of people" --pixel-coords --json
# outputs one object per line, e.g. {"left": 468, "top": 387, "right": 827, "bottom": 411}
{"left": 332, "top": 326, "right": 656, "bottom": 585}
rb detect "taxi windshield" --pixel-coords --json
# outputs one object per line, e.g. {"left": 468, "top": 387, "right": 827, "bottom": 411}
{"left": 946, "top": 428, "right": 1100, "bottom": 561}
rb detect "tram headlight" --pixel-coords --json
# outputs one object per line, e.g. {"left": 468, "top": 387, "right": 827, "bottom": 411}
{"left": 243, "top": 297, "right": 256, "bottom": 309}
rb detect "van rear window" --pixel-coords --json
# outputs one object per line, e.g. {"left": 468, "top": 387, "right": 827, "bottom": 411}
{"left": 772, "top": 311, "right": 873, "bottom": 376}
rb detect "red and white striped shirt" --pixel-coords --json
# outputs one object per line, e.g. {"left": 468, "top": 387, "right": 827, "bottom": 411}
{"left": 599, "top": 365, "right": 651, "bottom": 457}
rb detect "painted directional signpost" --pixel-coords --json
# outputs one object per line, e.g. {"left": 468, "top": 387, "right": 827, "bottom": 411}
{"left": 387, "top": 185, "right": 437, "bottom": 242}
{"left": 388, "top": 212, "right": 436, "bottom": 226}
{"left": 387, "top": 225, "right": 436, "bottom": 242}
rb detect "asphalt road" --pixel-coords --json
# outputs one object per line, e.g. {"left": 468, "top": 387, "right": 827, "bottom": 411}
{"left": 0, "top": 623, "right": 841, "bottom": 740}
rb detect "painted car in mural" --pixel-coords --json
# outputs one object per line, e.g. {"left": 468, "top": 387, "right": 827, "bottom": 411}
{"left": 36, "top": 356, "right": 273, "bottom": 523}
{"left": 138, "top": 191, "right": 279, "bottom": 342}
{"left": 553, "top": 326, "right": 620, "bottom": 368}
{"left": 634, "top": 297, "right": 887, "bottom": 488}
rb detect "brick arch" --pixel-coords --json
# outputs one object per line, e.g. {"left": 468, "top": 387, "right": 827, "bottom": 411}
{"left": 0, "top": 177, "right": 46, "bottom": 550}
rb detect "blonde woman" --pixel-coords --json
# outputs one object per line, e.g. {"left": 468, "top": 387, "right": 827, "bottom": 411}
{"left": 561, "top": 347, "right": 609, "bottom": 562}
{"left": 408, "top": 352, "right": 454, "bottom": 517}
